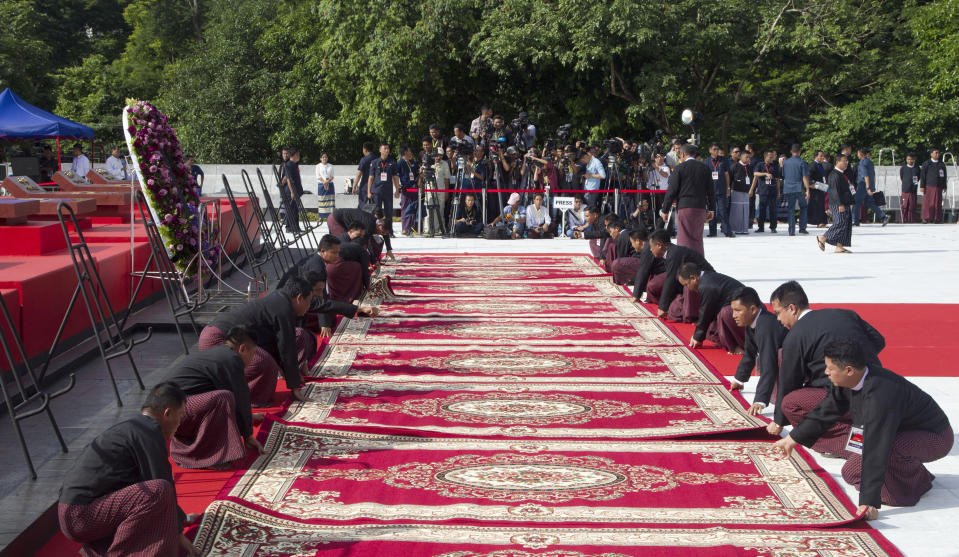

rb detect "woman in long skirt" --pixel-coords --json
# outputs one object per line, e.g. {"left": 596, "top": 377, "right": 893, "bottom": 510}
{"left": 315, "top": 153, "right": 335, "bottom": 223}
{"left": 729, "top": 190, "right": 750, "bottom": 234}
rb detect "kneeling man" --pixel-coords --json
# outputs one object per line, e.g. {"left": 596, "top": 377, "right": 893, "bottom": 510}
{"left": 162, "top": 327, "right": 264, "bottom": 469}
{"left": 775, "top": 339, "right": 952, "bottom": 518}
{"left": 677, "top": 262, "right": 746, "bottom": 353}
{"left": 59, "top": 383, "right": 198, "bottom": 556}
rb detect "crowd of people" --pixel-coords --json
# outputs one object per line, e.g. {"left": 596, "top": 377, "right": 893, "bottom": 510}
{"left": 337, "top": 106, "right": 951, "bottom": 239}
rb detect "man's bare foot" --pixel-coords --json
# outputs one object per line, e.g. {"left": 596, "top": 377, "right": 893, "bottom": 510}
{"left": 729, "top": 347, "right": 744, "bottom": 355}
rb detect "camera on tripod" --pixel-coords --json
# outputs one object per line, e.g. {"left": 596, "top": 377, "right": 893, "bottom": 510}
{"left": 557, "top": 124, "right": 572, "bottom": 143}
{"left": 603, "top": 138, "right": 624, "bottom": 155}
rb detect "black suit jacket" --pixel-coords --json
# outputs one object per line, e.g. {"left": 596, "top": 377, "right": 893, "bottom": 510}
{"left": 919, "top": 159, "right": 947, "bottom": 189}
{"left": 826, "top": 169, "right": 853, "bottom": 209}
{"left": 662, "top": 159, "right": 716, "bottom": 212}
{"left": 631, "top": 245, "right": 666, "bottom": 300}
{"left": 734, "top": 310, "right": 787, "bottom": 406}
{"left": 658, "top": 245, "right": 714, "bottom": 312}
{"left": 693, "top": 271, "right": 745, "bottom": 342}
{"left": 900, "top": 164, "right": 920, "bottom": 194}
{"left": 774, "top": 308, "right": 885, "bottom": 426}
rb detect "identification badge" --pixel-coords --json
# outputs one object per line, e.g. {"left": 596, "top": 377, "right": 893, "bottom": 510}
{"left": 913, "top": 176, "right": 919, "bottom": 185}
{"left": 712, "top": 171, "right": 719, "bottom": 180}
{"left": 745, "top": 175, "right": 751, "bottom": 185}
{"left": 765, "top": 177, "right": 771, "bottom": 185}
{"left": 380, "top": 172, "right": 387, "bottom": 182}
{"left": 939, "top": 169, "right": 945, "bottom": 178}
{"left": 409, "top": 172, "right": 414, "bottom": 181}
{"left": 845, "top": 426, "right": 864, "bottom": 455}
{"left": 849, "top": 184, "right": 857, "bottom": 195}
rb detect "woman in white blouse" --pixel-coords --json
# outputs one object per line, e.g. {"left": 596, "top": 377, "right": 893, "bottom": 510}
{"left": 315, "top": 152, "right": 335, "bottom": 221}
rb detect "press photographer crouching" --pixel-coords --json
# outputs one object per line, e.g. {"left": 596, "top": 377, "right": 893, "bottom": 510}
{"left": 453, "top": 193, "right": 484, "bottom": 237}
{"left": 490, "top": 192, "right": 526, "bottom": 239}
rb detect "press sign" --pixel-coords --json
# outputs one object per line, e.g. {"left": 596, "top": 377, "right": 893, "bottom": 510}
{"left": 553, "top": 197, "right": 576, "bottom": 209}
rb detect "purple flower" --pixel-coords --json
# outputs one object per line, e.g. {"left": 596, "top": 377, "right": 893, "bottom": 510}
{"left": 176, "top": 244, "right": 183, "bottom": 251}
{"left": 158, "top": 188, "right": 168, "bottom": 196}
{"left": 149, "top": 165, "right": 158, "bottom": 173}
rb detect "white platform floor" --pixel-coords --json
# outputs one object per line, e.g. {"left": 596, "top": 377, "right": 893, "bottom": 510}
{"left": 363, "top": 221, "right": 959, "bottom": 557}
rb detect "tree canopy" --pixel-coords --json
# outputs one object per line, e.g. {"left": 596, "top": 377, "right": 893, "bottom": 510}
{"left": 2, "top": 0, "right": 955, "bottom": 163}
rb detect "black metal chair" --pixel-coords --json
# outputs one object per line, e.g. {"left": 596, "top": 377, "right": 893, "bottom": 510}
{"left": 46, "top": 202, "right": 149, "bottom": 406}
{"left": 0, "top": 295, "right": 74, "bottom": 479}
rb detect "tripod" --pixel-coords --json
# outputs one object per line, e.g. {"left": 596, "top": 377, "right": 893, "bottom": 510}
{"left": 421, "top": 168, "right": 445, "bottom": 237}
{"left": 447, "top": 155, "right": 468, "bottom": 235}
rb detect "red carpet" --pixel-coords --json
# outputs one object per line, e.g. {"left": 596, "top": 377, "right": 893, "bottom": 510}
{"left": 332, "top": 316, "right": 681, "bottom": 346}
{"left": 217, "top": 419, "right": 858, "bottom": 527}
{"left": 306, "top": 344, "right": 726, "bottom": 384}
{"left": 37, "top": 254, "right": 910, "bottom": 556}
{"left": 282, "top": 380, "right": 765, "bottom": 439}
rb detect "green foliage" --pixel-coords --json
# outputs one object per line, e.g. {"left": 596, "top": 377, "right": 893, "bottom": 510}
{"left": 11, "top": 0, "right": 959, "bottom": 163}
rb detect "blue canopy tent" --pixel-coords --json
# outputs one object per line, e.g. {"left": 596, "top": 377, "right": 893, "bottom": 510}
{"left": 0, "top": 88, "right": 95, "bottom": 174}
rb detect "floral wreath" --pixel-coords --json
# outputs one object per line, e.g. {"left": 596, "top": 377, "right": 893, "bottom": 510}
{"left": 123, "top": 100, "right": 221, "bottom": 276}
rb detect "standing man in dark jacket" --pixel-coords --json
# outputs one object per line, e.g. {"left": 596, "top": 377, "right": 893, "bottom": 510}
{"left": 920, "top": 148, "right": 948, "bottom": 223}
{"left": 705, "top": 142, "right": 732, "bottom": 238}
{"left": 900, "top": 154, "right": 921, "bottom": 223}
{"left": 281, "top": 149, "right": 304, "bottom": 233}
{"left": 660, "top": 144, "right": 715, "bottom": 255}
{"left": 817, "top": 154, "right": 856, "bottom": 254}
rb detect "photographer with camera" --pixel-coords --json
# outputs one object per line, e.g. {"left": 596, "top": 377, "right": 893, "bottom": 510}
{"left": 578, "top": 149, "right": 606, "bottom": 209}
{"left": 427, "top": 124, "right": 448, "bottom": 156}
{"left": 511, "top": 112, "right": 536, "bottom": 151}
{"left": 453, "top": 193, "right": 484, "bottom": 237}
{"left": 490, "top": 192, "right": 527, "bottom": 239}
{"left": 449, "top": 124, "right": 475, "bottom": 152}
{"left": 486, "top": 115, "right": 513, "bottom": 149}
{"left": 470, "top": 105, "right": 493, "bottom": 143}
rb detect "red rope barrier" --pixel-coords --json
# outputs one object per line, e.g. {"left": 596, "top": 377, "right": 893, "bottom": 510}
{"left": 404, "top": 188, "right": 667, "bottom": 194}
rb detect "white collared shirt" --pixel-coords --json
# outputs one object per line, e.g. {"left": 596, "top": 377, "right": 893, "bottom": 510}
{"left": 798, "top": 308, "right": 813, "bottom": 321}
{"left": 852, "top": 367, "right": 870, "bottom": 391}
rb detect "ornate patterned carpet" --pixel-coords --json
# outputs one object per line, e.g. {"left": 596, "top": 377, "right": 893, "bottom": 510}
{"left": 191, "top": 253, "right": 903, "bottom": 556}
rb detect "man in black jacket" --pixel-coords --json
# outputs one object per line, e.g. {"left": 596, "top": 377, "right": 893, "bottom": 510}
{"left": 775, "top": 339, "right": 952, "bottom": 519}
{"left": 767, "top": 281, "right": 885, "bottom": 457}
{"left": 920, "top": 148, "right": 948, "bottom": 223}
{"left": 677, "top": 263, "right": 746, "bottom": 353}
{"left": 641, "top": 230, "right": 714, "bottom": 322}
{"left": 162, "top": 327, "right": 264, "bottom": 469}
{"left": 660, "top": 144, "right": 715, "bottom": 255}
{"left": 59, "top": 384, "right": 198, "bottom": 556}
{"left": 198, "top": 275, "right": 376, "bottom": 405}
{"left": 817, "top": 154, "right": 855, "bottom": 254}
{"left": 900, "top": 154, "right": 921, "bottom": 223}
{"left": 729, "top": 287, "right": 787, "bottom": 416}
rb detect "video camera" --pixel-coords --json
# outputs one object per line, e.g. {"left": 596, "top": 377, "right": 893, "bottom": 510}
{"left": 557, "top": 124, "right": 572, "bottom": 143}
{"left": 603, "top": 138, "right": 624, "bottom": 156}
